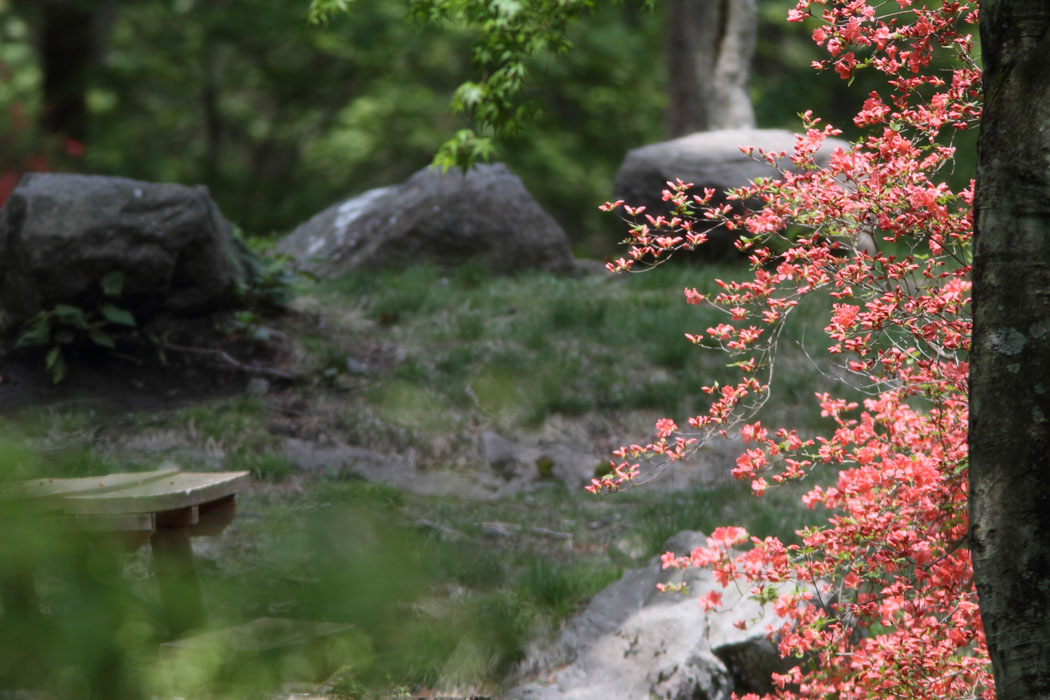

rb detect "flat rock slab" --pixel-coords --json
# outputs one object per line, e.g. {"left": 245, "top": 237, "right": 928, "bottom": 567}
{"left": 282, "top": 436, "right": 603, "bottom": 500}
{"left": 282, "top": 438, "right": 507, "bottom": 500}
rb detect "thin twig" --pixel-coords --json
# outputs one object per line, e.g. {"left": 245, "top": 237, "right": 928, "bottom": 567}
{"left": 161, "top": 341, "right": 298, "bottom": 382}
{"left": 479, "top": 521, "right": 572, "bottom": 539}
{"left": 110, "top": 350, "right": 145, "bottom": 366}
{"left": 414, "top": 518, "right": 467, "bottom": 541}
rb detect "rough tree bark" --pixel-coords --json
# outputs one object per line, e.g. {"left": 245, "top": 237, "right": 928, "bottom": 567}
{"left": 970, "top": 2, "right": 1050, "bottom": 699}
{"left": 664, "top": 0, "right": 756, "bottom": 137}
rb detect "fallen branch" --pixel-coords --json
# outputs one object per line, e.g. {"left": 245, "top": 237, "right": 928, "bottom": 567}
{"left": 414, "top": 518, "right": 467, "bottom": 541}
{"left": 161, "top": 341, "right": 298, "bottom": 382}
{"left": 479, "top": 521, "right": 572, "bottom": 539}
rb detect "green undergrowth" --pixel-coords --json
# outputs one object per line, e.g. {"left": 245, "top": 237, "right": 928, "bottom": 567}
{"left": 0, "top": 261, "right": 856, "bottom": 697}
{"left": 0, "top": 432, "right": 833, "bottom": 698}
{"left": 1, "top": 397, "right": 293, "bottom": 482}
{"left": 311, "top": 261, "right": 853, "bottom": 434}
{"left": 191, "top": 476, "right": 829, "bottom": 697}
{"left": 1, "top": 405, "right": 126, "bottom": 478}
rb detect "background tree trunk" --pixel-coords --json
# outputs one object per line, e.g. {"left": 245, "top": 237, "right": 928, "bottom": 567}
{"left": 202, "top": 34, "right": 222, "bottom": 181}
{"left": 971, "top": 2, "right": 1050, "bottom": 698}
{"left": 40, "top": 0, "right": 97, "bottom": 143}
{"left": 12, "top": 0, "right": 114, "bottom": 144}
{"left": 664, "top": 0, "right": 756, "bottom": 136}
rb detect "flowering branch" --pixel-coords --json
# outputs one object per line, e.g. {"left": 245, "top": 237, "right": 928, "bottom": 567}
{"left": 596, "top": 2, "right": 989, "bottom": 698}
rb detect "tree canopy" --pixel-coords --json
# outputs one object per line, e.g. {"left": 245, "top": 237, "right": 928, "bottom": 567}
{"left": 0, "top": 0, "right": 919, "bottom": 254}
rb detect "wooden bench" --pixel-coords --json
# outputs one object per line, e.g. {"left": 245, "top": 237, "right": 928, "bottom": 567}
{"left": 0, "top": 467, "right": 250, "bottom": 635}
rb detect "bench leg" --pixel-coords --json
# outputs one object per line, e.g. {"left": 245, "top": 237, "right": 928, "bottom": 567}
{"left": 151, "top": 508, "right": 205, "bottom": 638}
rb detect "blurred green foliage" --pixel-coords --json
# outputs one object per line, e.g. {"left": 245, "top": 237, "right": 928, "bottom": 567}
{"left": 1, "top": 0, "right": 977, "bottom": 259}
{"left": 89, "top": 0, "right": 473, "bottom": 236}
{"left": 0, "top": 438, "right": 149, "bottom": 699}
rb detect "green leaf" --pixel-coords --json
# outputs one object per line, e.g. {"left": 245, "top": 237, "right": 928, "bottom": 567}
{"left": 54, "top": 329, "right": 75, "bottom": 345}
{"left": 88, "top": 327, "right": 116, "bottom": 349}
{"left": 452, "top": 82, "right": 484, "bottom": 111}
{"left": 307, "top": 0, "right": 352, "bottom": 24}
{"left": 45, "top": 346, "right": 66, "bottom": 384}
{"left": 16, "top": 314, "right": 52, "bottom": 347}
{"left": 45, "top": 345, "right": 61, "bottom": 370}
{"left": 99, "top": 303, "right": 136, "bottom": 327}
{"left": 53, "top": 304, "right": 89, "bottom": 329}
{"left": 100, "top": 271, "right": 125, "bottom": 297}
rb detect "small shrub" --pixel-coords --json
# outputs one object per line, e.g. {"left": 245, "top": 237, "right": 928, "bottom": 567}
{"left": 12, "top": 272, "right": 136, "bottom": 384}
{"left": 229, "top": 451, "right": 299, "bottom": 482}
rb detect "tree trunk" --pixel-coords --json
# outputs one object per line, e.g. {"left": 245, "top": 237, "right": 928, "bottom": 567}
{"left": 202, "top": 34, "right": 222, "bottom": 181}
{"left": 664, "top": 0, "right": 756, "bottom": 136}
{"left": 41, "top": 0, "right": 98, "bottom": 142}
{"left": 11, "top": 0, "right": 113, "bottom": 144}
{"left": 971, "top": 3, "right": 1050, "bottom": 699}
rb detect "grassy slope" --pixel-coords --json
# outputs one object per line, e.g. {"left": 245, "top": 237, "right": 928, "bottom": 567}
{"left": 0, "top": 262, "right": 852, "bottom": 698}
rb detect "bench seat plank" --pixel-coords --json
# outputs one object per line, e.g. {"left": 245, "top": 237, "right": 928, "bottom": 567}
{"left": 61, "top": 471, "right": 251, "bottom": 516}
{"left": 0, "top": 469, "right": 181, "bottom": 501}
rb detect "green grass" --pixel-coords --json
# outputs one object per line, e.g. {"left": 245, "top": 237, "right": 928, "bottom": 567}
{"left": 617, "top": 478, "right": 830, "bottom": 556}
{"left": 0, "top": 261, "right": 857, "bottom": 697}
{"left": 517, "top": 558, "right": 620, "bottom": 620}
{"left": 313, "top": 262, "right": 851, "bottom": 433}
{"left": 197, "top": 477, "right": 825, "bottom": 695}
{"left": 0, "top": 431, "right": 832, "bottom": 699}
{"left": 175, "top": 396, "right": 270, "bottom": 445}
{"left": 0, "top": 405, "right": 138, "bottom": 479}
{"left": 164, "top": 396, "right": 306, "bottom": 480}
{"left": 226, "top": 450, "right": 300, "bottom": 482}
{"left": 193, "top": 482, "right": 626, "bottom": 695}
{"left": 4, "top": 402, "right": 103, "bottom": 440}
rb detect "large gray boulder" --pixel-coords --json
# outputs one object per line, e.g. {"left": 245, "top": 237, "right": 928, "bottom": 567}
{"left": 0, "top": 173, "right": 250, "bottom": 330}
{"left": 277, "top": 163, "right": 576, "bottom": 276}
{"left": 507, "top": 530, "right": 795, "bottom": 700}
{"left": 613, "top": 129, "right": 851, "bottom": 258}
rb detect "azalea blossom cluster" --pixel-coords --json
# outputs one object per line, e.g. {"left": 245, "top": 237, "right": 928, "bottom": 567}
{"left": 595, "top": 1, "right": 989, "bottom": 698}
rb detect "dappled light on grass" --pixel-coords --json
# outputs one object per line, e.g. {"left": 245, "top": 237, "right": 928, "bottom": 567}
{"left": 312, "top": 261, "right": 850, "bottom": 437}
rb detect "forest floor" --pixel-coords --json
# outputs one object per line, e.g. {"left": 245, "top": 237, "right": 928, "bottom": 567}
{"left": 0, "top": 262, "right": 842, "bottom": 699}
